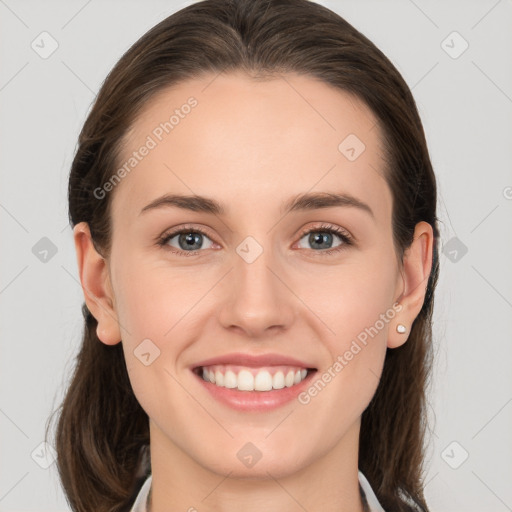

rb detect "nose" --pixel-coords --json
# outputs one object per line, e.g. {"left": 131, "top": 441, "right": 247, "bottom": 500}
{"left": 218, "top": 240, "right": 297, "bottom": 338}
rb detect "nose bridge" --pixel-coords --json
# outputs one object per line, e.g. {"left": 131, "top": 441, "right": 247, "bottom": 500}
{"left": 218, "top": 233, "right": 295, "bottom": 335}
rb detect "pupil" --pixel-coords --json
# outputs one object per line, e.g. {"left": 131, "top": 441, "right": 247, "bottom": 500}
{"left": 311, "top": 232, "right": 332, "bottom": 249}
{"left": 180, "top": 233, "right": 201, "bottom": 250}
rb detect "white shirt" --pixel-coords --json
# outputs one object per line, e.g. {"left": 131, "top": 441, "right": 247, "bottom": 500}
{"left": 129, "top": 470, "right": 386, "bottom": 511}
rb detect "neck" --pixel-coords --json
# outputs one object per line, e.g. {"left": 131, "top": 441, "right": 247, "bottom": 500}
{"left": 147, "top": 420, "right": 366, "bottom": 512}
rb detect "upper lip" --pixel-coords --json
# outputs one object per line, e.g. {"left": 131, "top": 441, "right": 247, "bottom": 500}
{"left": 192, "top": 352, "right": 316, "bottom": 370}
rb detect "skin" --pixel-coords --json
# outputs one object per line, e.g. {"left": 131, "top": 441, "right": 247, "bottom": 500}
{"left": 74, "top": 71, "right": 433, "bottom": 512}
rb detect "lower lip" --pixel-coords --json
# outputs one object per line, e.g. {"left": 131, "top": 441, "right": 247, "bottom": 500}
{"left": 192, "top": 369, "right": 316, "bottom": 412}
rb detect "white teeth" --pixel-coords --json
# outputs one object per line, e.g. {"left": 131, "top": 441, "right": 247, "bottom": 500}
{"left": 200, "top": 365, "right": 310, "bottom": 391}
{"left": 254, "top": 370, "right": 273, "bottom": 391}
{"left": 215, "top": 370, "right": 224, "bottom": 386}
{"left": 272, "top": 371, "right": 285, "bottom": 389}
{"left": 224, "top": 370, "right": 237, "bottom": 388}
{"left": 237, "top": 370, "right": 254, "bottom": 391}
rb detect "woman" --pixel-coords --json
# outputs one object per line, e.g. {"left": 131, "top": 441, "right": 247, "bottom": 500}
{"left": 47, "top": 0, "right": 439, "bottom": 511}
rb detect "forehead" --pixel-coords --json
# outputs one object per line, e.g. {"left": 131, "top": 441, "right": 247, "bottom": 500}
{"left": 111, "top": 71, "right": 391, "bottom": 225}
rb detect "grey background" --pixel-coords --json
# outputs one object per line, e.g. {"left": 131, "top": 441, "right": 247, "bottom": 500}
{"left": 1, "top": 0, "right": 511, "bottom": 510}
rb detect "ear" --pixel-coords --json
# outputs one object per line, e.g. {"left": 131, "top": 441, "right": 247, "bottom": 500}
{"left": 73, "top": 222, "right": 121, "bottom": 345}
{"left": 388, "top": 221, "right": 434, "bottom": 349}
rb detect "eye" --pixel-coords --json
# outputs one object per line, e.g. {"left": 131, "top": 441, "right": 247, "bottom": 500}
{"left": 296, "top": 223, "right": 353, "bottom": 255}
{"left": 157, "top": 225, "right": 215, "bottom": 255}
{"left": 156, "top": 222, "right": 354, "bottom": 257}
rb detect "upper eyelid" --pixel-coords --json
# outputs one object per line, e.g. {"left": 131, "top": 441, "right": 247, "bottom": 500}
{"left": 160, "top": 224, "right": 215, "bottom": 241}
{"left": 299, "top": 223, "right": 351, "bottom": 237}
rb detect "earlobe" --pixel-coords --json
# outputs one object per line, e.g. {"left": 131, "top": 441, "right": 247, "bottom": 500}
{"left": 73, "top": 222, "right": 121, "bottom": 345}
{"left": 388, "top": 221, "right": 434, "bottom": 349}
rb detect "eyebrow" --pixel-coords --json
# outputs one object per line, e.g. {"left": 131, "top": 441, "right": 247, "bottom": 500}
{"left": 139, "top": 191, "right": 374, "bottom": 219}
{"left": 282, "top": 191, "right": 374, "bottom": 219}
{"left": 140, "top": 194, "right": 225, "bottom": 216}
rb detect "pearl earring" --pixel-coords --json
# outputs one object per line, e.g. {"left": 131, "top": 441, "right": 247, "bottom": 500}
{"left": 396, "top": 324, "right": 407, "bottom": 334}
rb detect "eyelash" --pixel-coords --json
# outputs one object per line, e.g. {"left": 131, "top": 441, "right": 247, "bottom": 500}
{"left": 156, "top": 223, "right": 354, "bottom": 257}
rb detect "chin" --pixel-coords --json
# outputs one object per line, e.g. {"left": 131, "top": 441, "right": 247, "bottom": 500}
{"left": 200, "top": 449, "right": 310, "bottom": 480}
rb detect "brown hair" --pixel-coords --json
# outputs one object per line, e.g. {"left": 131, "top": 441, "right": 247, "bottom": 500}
{"left": 46, "top": 1, "right": 440, "bottom": 511}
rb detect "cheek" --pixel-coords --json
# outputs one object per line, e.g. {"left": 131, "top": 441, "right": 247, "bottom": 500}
{"left": 300, "top": 250, "right": 398, "bottom": 345}
{"left": 300, "top": 252, "right": 396, "bottom": 402}
{"left": 112, "top": 258, "right": 211, "bottom": 399}
{"left": 113, "top": 262, "right": 196, "bottom": 419}
{"left": 113, "top": 256, "right": 202, "bottom": 344}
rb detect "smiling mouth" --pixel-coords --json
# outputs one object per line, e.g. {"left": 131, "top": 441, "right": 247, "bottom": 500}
{"left": 193, "top": 364, "right": 317, "bottom": 392}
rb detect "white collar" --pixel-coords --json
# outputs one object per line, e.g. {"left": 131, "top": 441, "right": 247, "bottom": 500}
{"left": 130, "top": 471, "right": 386, "bottom": 512}
{"left": 358, "top": 470, "right": 386, "bottom": 511}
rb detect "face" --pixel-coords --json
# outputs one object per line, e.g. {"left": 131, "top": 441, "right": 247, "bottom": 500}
{"left": 79, "top": 71, "right": 429, "bottom": 480}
